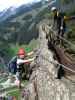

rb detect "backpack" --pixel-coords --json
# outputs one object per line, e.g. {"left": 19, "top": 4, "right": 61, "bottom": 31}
{"left": 8, "top": 56, "right": 17, "bottom": 74}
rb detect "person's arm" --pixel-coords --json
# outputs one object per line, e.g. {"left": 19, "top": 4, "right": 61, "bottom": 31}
{"left": 17, "top": 57, "right": 35, "bottom": 65}
{"left": 27, "top": 51, "right": 34, "bottom": 56}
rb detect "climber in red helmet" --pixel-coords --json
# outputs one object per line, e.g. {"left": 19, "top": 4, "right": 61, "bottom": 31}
{"left": 16, "top": 48, "right": 35, "bottom": 89}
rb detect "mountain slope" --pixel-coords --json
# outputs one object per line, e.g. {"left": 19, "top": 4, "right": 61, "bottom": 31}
{"left": 0, "top": 0, "right": 52, "bottom": 65}
{"left": 0, "top": 0, "right": 74, "bottom": 64}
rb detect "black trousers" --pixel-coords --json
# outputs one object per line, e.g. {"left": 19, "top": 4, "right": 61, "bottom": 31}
{"left": 57, "top": 25, "right": 65, "bottom": 37}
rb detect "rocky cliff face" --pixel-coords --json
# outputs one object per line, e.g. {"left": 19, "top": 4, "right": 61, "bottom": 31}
{"left": 21, "top": 22, "right": 75, "bottom": 100}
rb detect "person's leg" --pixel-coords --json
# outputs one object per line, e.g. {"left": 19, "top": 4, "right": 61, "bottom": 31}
{"left": 60, "top": 28, "right": 65, "bottom": 45}
{"left": 61, "top": 28, "right": 64, "bottom": 37}
{"left": 16, "top": 71, "right": 21, "bottom": 89}
{"left": 19, "top": 80, "right": 21, "bottom": 89}
{"left": 19, "top": 72, "right": 22, "bottom": 89}
{"left": 56, "top": 26, "right": 61, "bottom": 44}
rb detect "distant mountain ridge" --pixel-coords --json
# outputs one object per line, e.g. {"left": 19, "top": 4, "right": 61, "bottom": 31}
{"left": 0, "top": 0, "right": 50, "bottom": 44}
{"left": 0, "top": 0, "right": 49, "bottom": 22}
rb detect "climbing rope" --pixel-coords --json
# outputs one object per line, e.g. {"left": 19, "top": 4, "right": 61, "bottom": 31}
{"left": 40, "top": 24, "right": 75, "bottom": 74}
{"left": 40, "top": 54, "right": 75, "bottom": 83}
{"left": 46, "top": 25, "right": 75, "bottom": 48}
{"left": 40, "top": 54, "right": 75, "bottom": 73}
{"left": 35, "top": 48, "right": 75, "bottom": 74}
{"left": 39, "top": 24, "right": 75, "bottom": 83}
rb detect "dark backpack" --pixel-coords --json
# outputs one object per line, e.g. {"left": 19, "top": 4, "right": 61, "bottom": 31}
{"left": 8, "top": 56, "right": 17, "bottom": 74}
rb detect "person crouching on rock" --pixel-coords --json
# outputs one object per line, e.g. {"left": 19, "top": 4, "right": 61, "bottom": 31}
{"left": 16, "top": 48, "right": 35, "bottom": 89}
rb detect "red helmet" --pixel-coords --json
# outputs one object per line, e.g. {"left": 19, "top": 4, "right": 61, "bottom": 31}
{"left": 18, "top": 48, "right": 26, "bottom": 56}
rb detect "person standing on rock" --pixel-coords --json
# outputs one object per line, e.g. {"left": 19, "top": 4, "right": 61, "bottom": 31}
{"left": 51, "top": 7, "right": 67, "bottom": 44}
{"left": 16, "top": 48, "right": 35, "bottom": 89}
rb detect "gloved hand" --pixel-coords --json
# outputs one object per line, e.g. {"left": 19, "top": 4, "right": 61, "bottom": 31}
{"left": 60, "top": 26, "right": 63, "bottom": 30}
